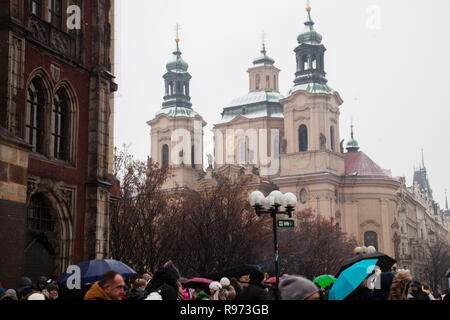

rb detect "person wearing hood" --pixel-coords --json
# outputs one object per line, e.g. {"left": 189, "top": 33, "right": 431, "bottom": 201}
{"left": 145, "top": 260, "right": 180, "bottom": 300}
{"left": 236, "top": 269, "right": 270, "bottom": 300}
{"left": 370, "top": 272, "right": 396, "bottom": 300}
{"left": 15, "top": 277, "right": 33, "bottom": 300}
{"left": 409, "top": 280, "right": 430, "bottom": 300}
{"left": 279, "top": 275, "right": 320, "bottom": 300}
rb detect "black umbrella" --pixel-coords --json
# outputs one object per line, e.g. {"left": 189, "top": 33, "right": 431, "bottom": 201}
{"left": 201, "top": 264, "right": 262, "bottom": 281}
{"left": 334, "top": 252, "right": 396, "bottom": 278}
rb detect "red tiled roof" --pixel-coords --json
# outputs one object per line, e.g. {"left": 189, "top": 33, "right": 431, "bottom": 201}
{"left": 344, "top": 151, "right": 391, "bottom": 177}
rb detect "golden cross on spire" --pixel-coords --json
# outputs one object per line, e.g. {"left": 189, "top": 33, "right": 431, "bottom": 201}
{"left": 175, "top": 23, "right": 181, "bottom": 43}
{"left": 306, "top": 0, "right": 312, "bottom": 12}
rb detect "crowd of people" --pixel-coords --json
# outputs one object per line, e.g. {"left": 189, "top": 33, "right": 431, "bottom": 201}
{"left": 1, "top": 259, "right": 449, "bottom": 301}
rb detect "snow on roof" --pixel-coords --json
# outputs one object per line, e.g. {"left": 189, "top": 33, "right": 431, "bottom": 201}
{"left": 227, "top": 91, "right": 284, "bottom": 108}
{"left": 155, "top": 106, "right": 199, "bottom": 118}
{"left": 288, "top": 82, "right": 335, "bottom": 96}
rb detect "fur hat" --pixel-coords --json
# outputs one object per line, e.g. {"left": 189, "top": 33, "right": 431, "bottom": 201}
{"left": 220, "top": 277, "right": 230, "bottom": 288}
{"left": 209, "top": 281, "right": 222, "bottom": 292}
{"left": 279, "top": 275, "right": 319, "bottom": 300}
{"left": 163, "top": 260, "right": 181, "bottom": 280}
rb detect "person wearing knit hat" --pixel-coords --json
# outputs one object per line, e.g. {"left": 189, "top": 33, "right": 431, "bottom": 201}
{"left": 163, "top": 260, "right": 181, "bottom": 280}
{"left": 279, "top": 275, "right": 320, "bottom": 300}
{"left": 0, "top": 289, "right": 18, "bottom": 301}
{"left": 219, "top": 277, "right": 236, "bottom": 300}
{"left": 209, "top": 281, "right": 222, "bottom": 300}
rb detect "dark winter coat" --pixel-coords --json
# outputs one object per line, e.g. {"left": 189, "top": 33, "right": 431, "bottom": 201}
{"left": 236, "top": 282, "right": 270, "bottom": 301}
{"left": 370, "top": 272, "right": 396, "bottom": 301}
{"left": 410, "top": 288, "right": 430, "bottom": 301}
{"left": 344, "top": 287, "right": 373, "bottom": 300}
{"left": 145, "top": 271, "right": 179, "bottom": 300}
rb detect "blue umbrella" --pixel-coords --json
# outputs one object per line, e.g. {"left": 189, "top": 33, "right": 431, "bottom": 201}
{"left": 328, "top": 258, "right": 378, "bottom": 300}
{"left": 56, "top": 259, "right": 137, "bottom": 286}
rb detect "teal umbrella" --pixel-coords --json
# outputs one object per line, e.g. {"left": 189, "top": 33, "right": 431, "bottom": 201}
{"left": 328, "top": 258, "right": 378, "bottom": 300}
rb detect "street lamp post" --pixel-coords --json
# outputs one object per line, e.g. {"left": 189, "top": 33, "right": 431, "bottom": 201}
{"left": 248, "top": 190, "right": 298, "bottom": 300}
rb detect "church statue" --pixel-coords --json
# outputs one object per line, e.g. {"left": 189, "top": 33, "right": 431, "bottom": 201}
{"left": 207, "top": 153, "right": 213, "bottom": 168}
{"left": 281, "top": 138, "right": 287, "bottom": 154}
{"left": 320, "top": 133, "right": 326, "bottom": 150}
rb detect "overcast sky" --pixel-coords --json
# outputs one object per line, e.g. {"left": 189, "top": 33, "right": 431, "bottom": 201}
{"left": 113, "top": 0, "right": 450, "bottom": 208}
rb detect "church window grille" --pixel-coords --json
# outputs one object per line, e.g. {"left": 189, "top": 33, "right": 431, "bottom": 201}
{"left": 364, "top": 231, "right": 378, "bottom": 251}
{"left": 27, "top": 194, "right": 55, "bottom": 233}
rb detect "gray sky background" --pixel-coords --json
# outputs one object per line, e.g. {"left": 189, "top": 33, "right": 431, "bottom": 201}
{"left": 113, "top": 0, "right": 450, "bottom": 208}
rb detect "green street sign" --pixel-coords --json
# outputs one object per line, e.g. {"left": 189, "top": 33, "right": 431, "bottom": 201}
{"left": 277, "top": 219, "right": 295, "bottom": 228}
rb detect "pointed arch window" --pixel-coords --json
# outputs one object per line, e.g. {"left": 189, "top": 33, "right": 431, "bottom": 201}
{"left": 191, "top": 145, "right": 195, "bottom": 169}
{"left": 26, "top": 77, "right": 46, "bottom": 154}
{"left": 51, "top": 88, "right": 69, "bottom": 161}
{"left": 237, "top": 137, "right": 246, "bottom": 164}
{"left": 298, "top": 125, "right": 308, "bottom": 152}
{"left": 162, "top": 144, "right": 169, "bottom": 167}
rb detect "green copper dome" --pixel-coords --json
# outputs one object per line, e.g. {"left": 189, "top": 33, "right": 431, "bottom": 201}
{"left": 253, "top": 44, "right": 275, "bottom": 66}
{"left": 166, "top": 42, "right": 189, "bottom": 72}
{"left": 346, "top": 125, "right": 360, "bottom": 152}
{"left": 297, "top": 9, "right": 322, "bottom": 45}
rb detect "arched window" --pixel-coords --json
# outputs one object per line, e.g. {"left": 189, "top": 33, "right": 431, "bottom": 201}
{"left": 26, "top": 77, "right": 46, "bottom": 154}
{"left": 266, "top": 76, "right": 270, "bottom": 90}
{"left": 312, "top": 54, "right": 317, "bottom": 69}
{"left": 302, "top": 55, "right": 309, "bottom": 71}
{"left": 364, "top": 231, "right": 379, "bottom": 251}
{"left": 169, "top": 82, "right": 174, "bottom": 95}
{"left": 255, "top": 74, "right": 261, "bottom": 90}
{"left": 27, "top": 194, "right": 55, "bottom": 233}
{"left": 191, "top": 145, "right": 195, "bottom": 169}
{"left": 237, "top": 137, "right": 246, "bottom": 164}
{"left": 51, "top": 88, "right": 69, "bottom": 160}
{"left": 298, "top": 125, "right": 308, "bottom": 152}
{"left": 274, "top": 75, "right": 277, "bottom": 91}
{"left": 330, "top": 126, "right": 335, "bottom": 151}
{"left": 162, "top": 144, "right": 169, "bottom": 167}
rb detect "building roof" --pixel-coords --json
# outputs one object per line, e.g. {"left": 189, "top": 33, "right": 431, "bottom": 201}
{"left": 155, "top": 106, "right": 199, "bottom": 118}
{"left": 344, "top": 151, "right": 391, "bottom": 178}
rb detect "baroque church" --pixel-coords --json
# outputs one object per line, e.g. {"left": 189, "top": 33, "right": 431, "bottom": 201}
{"left": 147, "top": 6, "right": 449, "bottom": 283}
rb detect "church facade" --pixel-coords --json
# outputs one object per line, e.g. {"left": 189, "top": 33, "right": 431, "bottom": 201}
{"left": 147, "top": 7, "right": 449, "bottom": 285}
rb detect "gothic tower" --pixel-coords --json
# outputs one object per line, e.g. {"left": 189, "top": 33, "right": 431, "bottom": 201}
{"left": 147, "top": 27, "right": 206, "bottom": 189}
